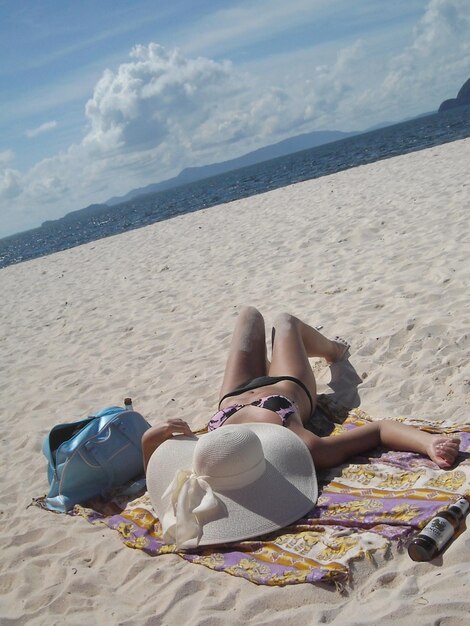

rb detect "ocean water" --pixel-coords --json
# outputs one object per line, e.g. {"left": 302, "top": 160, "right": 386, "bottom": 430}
{"left": 1, "top": 106, "right": 469, "bottom": 269}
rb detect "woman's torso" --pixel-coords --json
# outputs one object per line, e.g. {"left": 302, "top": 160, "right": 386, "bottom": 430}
{"left": 212, "top": 381, "right": 312, "bottom": 432}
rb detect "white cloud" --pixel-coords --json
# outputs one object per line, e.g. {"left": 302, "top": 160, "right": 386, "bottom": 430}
{"left": 264, "top": 0, "right": 470, "bottom": 127}
{"left": 0, "top": 149, "right": 15, "bottom": 165}
{"left": 381, "top": 0, "right": 470, "bottom": 113}
{"left": 25, "top": 120, "right": 58, "bottom": 139}
{"left": 83, "top": 44, "right": 238, "bottom": 154}
{"left": 0, "top": 168, "right": 22, "bottom": 200}
{"left": 412, "top": 0, "right": 470, "bottom": 54}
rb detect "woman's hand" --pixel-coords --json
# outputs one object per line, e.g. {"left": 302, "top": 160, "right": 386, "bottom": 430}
{"left": 151, "top": 419, "right": 193, "bottom": 444}
{"left": 142, "top": 419, "right": 194, "bottom": 470}
{"left": 427, "top": 435, "right": 461, "bottom": 469}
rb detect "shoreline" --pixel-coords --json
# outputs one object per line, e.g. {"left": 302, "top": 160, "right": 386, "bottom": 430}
{"left": 1, "top": 137, "right": 469, "bottom": 625}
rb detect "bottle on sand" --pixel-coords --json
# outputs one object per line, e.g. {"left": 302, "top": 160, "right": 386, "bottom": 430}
{"left": 124, "top": 397, "right": 133, "bottom": 412}
{"left": 408, "top": 497, "right": 469, "bottom": 561}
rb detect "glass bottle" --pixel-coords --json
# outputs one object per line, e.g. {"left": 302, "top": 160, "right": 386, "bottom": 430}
{"left": 124, "top": 397, "right": 133, "bottom": 411}
{"left": 408, "top": 497, "right": 469, "bottom": 561}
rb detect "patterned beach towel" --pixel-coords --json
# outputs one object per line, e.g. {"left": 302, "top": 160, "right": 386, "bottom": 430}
{"left": 36, "top": 400, "right": 470, "bottom": 587}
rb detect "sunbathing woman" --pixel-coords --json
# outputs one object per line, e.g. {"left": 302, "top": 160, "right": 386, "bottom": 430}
{"left": 142, "top": 306, "right": 460, "bottom": 471}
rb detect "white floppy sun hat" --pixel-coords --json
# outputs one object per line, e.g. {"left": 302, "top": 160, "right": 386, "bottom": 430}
{"left": 146, "top": 423, "right": 318, "bottom": 549}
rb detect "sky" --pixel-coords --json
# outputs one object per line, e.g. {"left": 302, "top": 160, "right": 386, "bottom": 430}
{"left": 1, "top": 0, "right": 469, "bottom": 237}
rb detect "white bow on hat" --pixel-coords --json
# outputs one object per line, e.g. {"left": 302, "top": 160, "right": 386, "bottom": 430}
{"left": 160, "top": 469, "right": 222, "bottom": 549}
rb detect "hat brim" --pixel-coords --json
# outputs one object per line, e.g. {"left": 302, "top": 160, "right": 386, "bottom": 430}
{"left": 146, "top": 423, "right": 317, "bottom": 546}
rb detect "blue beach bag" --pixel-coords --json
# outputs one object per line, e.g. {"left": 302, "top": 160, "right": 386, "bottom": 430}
{"left": 42, "top": 405, "right": 151, "bottom": 512}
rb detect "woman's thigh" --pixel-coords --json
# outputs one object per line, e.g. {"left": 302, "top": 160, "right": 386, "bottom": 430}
{"left": 218, "top": 307, "right": 268, "bottom": 401}
{"left": 268, "top": 314, "right": 317, "bottom": 418}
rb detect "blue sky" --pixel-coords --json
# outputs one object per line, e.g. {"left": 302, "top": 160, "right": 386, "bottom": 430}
{"left": 1, "top": 0, "right": 469, "bottom": 236}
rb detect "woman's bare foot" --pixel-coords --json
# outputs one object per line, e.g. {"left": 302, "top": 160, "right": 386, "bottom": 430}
{"left": 327, "top": 337, "right": 350, "bottom": 363}
{"left": 427, "top": 435, "right": 461, "bottom": 468}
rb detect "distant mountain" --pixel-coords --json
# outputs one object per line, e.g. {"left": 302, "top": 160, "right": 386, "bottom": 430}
{"left": 105, "top": 129, "right": 356, "bottom": 205}
{"left": 42, "top": 203, "right": 108, "bottom": 225}
{"left": 366, "top": 111, "right": 437, "bottom": 131}
{"left": 438, "top": 78, "right": 470, "bottom": 112}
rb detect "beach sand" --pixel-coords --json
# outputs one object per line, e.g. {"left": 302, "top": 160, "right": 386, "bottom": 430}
{"left": 1, "top": 137, "right": 469, "bottom": 625}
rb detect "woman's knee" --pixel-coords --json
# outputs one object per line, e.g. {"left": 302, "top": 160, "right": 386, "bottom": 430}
{"left": 238, "top": 306, "right": 264, "bottom": 327}
{"left": 240, "top": 305, "right": 262, "bottom": 318}
{"left": 273, "top": 312, "right": 298, "bottom": 335}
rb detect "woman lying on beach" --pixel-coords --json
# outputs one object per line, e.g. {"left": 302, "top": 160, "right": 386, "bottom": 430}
{"left": 142, "top": 306, "right": 460, "bottom": 471}
{"left": 143, "top": 306, "right": 461, "bottom": 548}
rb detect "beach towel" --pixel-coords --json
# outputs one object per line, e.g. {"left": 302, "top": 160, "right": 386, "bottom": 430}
{"left": 35, "top": 398, "right": 470, "bottom": 587}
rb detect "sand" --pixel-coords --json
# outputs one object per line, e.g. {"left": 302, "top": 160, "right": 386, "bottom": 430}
{"left": 1, "top": 137, "right": 469, "bottom": 625}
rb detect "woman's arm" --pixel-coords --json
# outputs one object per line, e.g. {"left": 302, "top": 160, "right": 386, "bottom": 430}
{"left": 298, "top": 421, "right": 460, "bottom": 470}
{"left": 142, "top": 419, "right": 193, "bottom": 471}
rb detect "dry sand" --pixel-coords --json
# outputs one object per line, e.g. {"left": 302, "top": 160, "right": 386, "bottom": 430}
{"left": 1, "top": 137, "right": 469, "bottom": 625}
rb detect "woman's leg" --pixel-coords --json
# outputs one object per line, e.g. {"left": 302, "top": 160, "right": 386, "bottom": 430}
{"left": 269, "top": 313, "right": 348, "bottom": 419}
{"left": 218, "top": 307, "right": 268, "bottom": 402}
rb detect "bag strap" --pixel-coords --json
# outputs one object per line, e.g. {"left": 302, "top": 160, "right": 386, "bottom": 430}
{"left": 42, "top": 407, "right": 125, "bottom": 469}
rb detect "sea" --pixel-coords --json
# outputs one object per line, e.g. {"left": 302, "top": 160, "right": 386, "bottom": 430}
{"left": 1, "top": 105, "right": 469, "bottom": 269}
